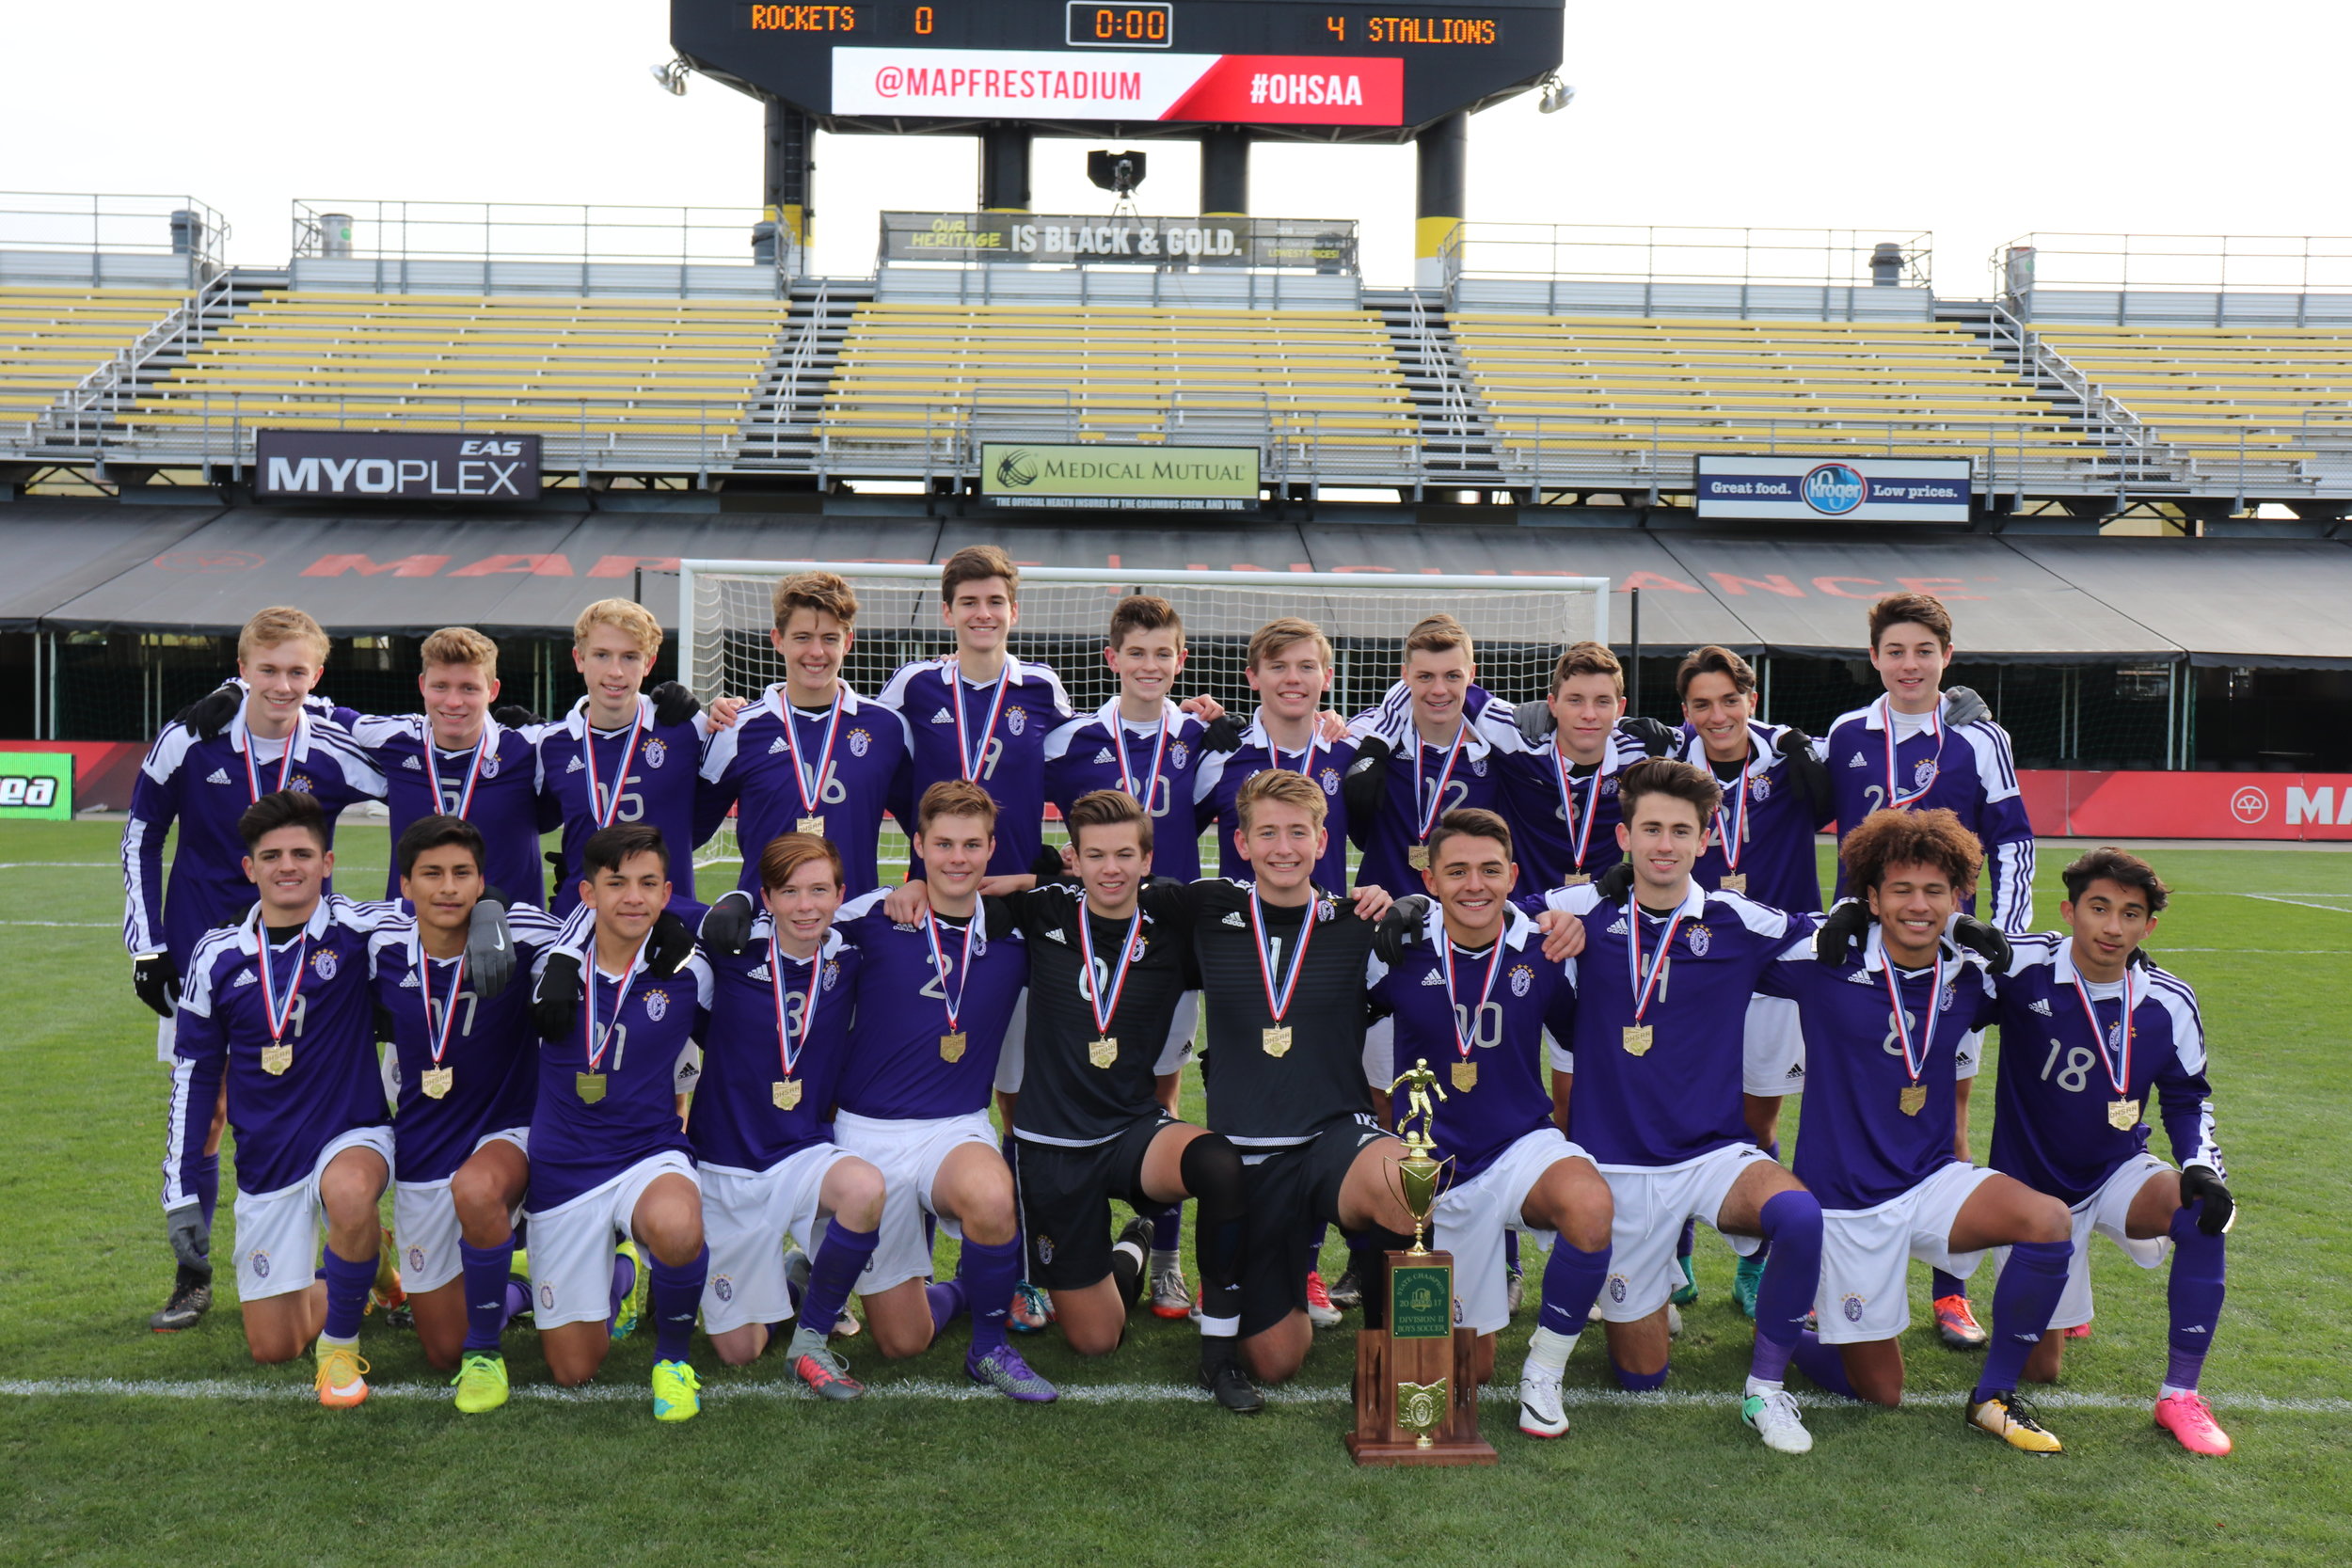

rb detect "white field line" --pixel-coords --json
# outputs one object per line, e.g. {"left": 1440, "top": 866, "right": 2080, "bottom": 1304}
{"left": 2233, "top": 894, "right": 2352, "bottom": 916}
{"left": 1, "top": 920, "right": 114, "bottom": 927}
{"left": 0, "top": 1376, "right": 2344, "bottom": 1414}
{"left": 0, "top": 862, "right": 119, "bottom": 869}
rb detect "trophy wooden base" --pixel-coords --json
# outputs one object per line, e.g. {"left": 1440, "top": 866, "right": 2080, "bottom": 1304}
{"left": 1343, "top": 1249, "right": 1498, "bottom": 1467}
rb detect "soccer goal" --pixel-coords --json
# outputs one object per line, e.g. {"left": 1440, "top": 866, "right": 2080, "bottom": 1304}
{"left": 677, "top": 561, "right": 1610, "bottom": 874}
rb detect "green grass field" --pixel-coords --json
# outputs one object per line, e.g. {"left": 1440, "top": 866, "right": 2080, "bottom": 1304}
{"left": 3, "top": 819, "right": 2348, "bottom": 1567}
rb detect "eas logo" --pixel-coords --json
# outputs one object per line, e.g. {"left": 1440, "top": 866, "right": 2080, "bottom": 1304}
{"left": 459, "top": 439, "right": 524, "bottom": 456}
{"left": 0, "top": 775, "right": 58, "bottom": 808}
{"left": 1801, "top": 462, "right": 1870, "bottom": 515}
{"left": 2230, "top": 785, "right": 2269, "bottom": 825}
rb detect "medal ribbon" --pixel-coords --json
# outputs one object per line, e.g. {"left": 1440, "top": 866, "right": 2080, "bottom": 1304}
{"left": 771, "top": 933, "right": 820, "bottom": 1081}
{"left": 1713, "top": 741, "right": 1755, "bottom": 872}
{"left": 1443, "top": 924, "right": 1508, "bottom": 1064}
{"left": 947, "top": 658, "right": 1013, "bottom": 784}
{"left": 783, "top": 691, "right": 847, "bottom": 819}
{"left": 581, "top": 937, "right": 647, "bottom": 1074}
{"left": 1879, "top": 695, "right": 1945, "bottom": 810}
{"left": 2070, "top": 970, "right": 2137, "bottom": 1100}
{"left": 254, "top": 924, "right": 309, "bottom": 1045}
{"left": 1881, "top": 947, "right": 1945, "bottom": 1085}
{"left": 1552, "top": 748, "right": 1601, "bottom": 872}
{"left": 1114, "top": 711, "right": 1172, "bottom": 815}
{"left": 416, "top": 943, "right": 466, "bottom": 1069}
{"left": 1412, "top": 722, "right": 1470, "bottom": 844}
{"left": 1076, "top": 906, "right": 1144, "bottom": 1038}
{"left": 582, "top": 705, "right": 646, "bottom": 831}
{"left": 922, "top": 910, "right": 978, "bottom": 1035}
{"left": 1247, "top": 888, "right": 1317, "bottom": 1023}
{"left": 240, "top": 715, "right": 298, "bottom": 804}
{"left": 427, "top": 730, "right": 488, "bottom": 819}
{"left": 1624, "top": 900, "right": 1688, "bottom": 1023}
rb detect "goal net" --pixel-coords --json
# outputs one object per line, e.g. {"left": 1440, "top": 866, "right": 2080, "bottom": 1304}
{"left": 679, "top": 562, "right": 1610, "bottom": 878}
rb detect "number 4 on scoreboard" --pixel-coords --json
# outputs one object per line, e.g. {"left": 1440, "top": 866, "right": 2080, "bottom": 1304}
{"left": 1327, "top": 15, "right": 1344, "bottom": 40}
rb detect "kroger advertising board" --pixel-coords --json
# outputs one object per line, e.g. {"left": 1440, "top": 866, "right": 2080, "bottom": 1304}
{"left": 1694, "top": 455, "right": 1973, "bottom": 523}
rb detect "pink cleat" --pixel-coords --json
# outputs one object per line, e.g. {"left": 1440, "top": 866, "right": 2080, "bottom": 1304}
{"left": 2063, "top": 1322, "right": 2092, "bottom": 1340}
{"left": 2154, "top": 1391, "right": 2233, "bottom": 1455}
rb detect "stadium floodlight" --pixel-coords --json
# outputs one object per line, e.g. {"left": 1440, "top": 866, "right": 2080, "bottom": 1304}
{"left": 650, "top": 57, "right": 691, "bottom": 96}
{"left": 1537, "top": 76, "right": 1576, "bottom": 114}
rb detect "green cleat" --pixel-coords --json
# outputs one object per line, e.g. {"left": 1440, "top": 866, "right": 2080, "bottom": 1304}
{"left": 1669, "top": 1253, "right": 1699, "bottom": 1309}
{"left": 452, "top": 1352, "right": 510, "bottom": 1414}
{"left": 1734, "top": 1253, "right": 1766, "bottom": 1320}
{"left": 652, "top": 1358, "right": 702, "bottom": 1422}
{"left": 611, "top": 1241, "right": 649, "bottom": 1342}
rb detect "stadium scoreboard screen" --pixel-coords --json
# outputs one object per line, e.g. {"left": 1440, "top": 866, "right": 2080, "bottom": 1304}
{"left": 673, "top": 0, "right": 1565, "bottom": 138}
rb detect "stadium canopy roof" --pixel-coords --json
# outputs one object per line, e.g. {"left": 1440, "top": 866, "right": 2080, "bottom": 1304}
{"left": 12, "top": 505, "right": 2352, "bottom": 670}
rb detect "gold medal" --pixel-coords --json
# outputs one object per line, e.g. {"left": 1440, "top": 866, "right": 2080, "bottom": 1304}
{"left": 1089, "top": 1037, "right": 1119, "bottom": 1069}
{"left": 773, "top": 1078, "right": 803, "bottom": 1111}
{"left": 1262, "top": 1024, "right": 1293, "bottom": 1058}
{"left": 1407, "top": 845, "right": 1431, "bottom": 871}
{"left": 1719, "top": 873, "right": 1747, "bottom": 894}
{"left": 1621, "top": 1024, "right": 1653, "bottom": 1057}
{"left": 2107, "top": 1097, "right": 2139, "bottom": 1132}
{"left": 796, "top": 815, "right": 826, "bottom": 836}
{"left": 940, "top": 1031, "right": 967, "bottom": 1063}
{"left": 1559, "top": 873, "right": 1591, "bottom": 887}
{"left": 421, "top": 1066, "right": 453, "bottom": 1100}
{"left": 1452, "top": 1060, "right": 1477, "bottom": 1092}
{"left": 261, "top": 1042, "right": 293, "bottom": 1077}
{"left": 1899, "top": 1084, "right": 1927, "bottom": 1117}
{"left": 576, "top": 1071, "right": 607, "bottom": 1103}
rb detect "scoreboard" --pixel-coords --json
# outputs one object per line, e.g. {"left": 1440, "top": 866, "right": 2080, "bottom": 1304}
{"left": 672, "top": 0, "right": 1565, "bottom": 139}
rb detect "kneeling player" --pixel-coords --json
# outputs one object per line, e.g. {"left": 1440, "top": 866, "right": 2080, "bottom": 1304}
{"left": 1766, "top": 809, "right": 2073, "bottom": 1451}
{"left": 1988, "top": 847, "right": 2235, "bottom": 1454}
{"left": 523, "top": 824, "right": 710, "bottom": 1420}
{"left": 163, "top": 791, "right": 413, "bottom": 1402}
{"left": 692, "top": 832, "right": 885, "bottom": 1399}
{"left": 1368, "top": 809, "right": 1613, "bottom": 1438}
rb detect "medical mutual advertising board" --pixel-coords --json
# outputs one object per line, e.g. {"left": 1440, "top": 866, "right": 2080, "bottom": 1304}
{"left": 979, "top": 443, "right": 1260, "bottom": 510}
{"left": 1695, "top": 455, "right": 1972, "bottom": 522}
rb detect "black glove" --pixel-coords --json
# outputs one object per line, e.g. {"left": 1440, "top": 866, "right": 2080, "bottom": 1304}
{"left": 1200, "top": 713, "right": 1245, "bottom": 755}
{"left": 646, "top": 910, "right": 697, "bottom": 976}
{"left": 1947, "top": 913, "right": 2013, "bottom": 974}
{"left": 177, "top": 684, "right": 242, "bottom": 741}
{"left": 700, "top": 890, "right": 756, "bottom": 957}
{"left": 650, "top": 681, "right": 702, "bottom": 728}
{"left": 1341, "top": 734, "right": 1394, "bottom": 830}
{"left": 1813, "top": 898, "right": 1871, "bottom": 965}
{"left": 372, "top": 1001, "right": 397, "bottom": 1045}
{"left": 1594, "top": 858, "right": 1636, "bottom": 904}
{"left": 1373, "top": 895, "right": 1432, "bottom": 965}
{"left": 165, "top": 1203, "right": 211, "bottom": 1275}
{"left": 1944, "top": 686, "right": 1991, "bottom": 728}
{"left": 2180, "top": 1164, "right": 2235, "bottom": 1236}
{"left": 1773, "top": 725, "right": 1834, "bottom": 825}
{"left": 1511, "top": 699, "right": 1556, "bottom": 741}
{"left": 1619, "top": 716, "right": 1678, "bottom": 758}
{"left": 466, "top": 896, "right": 516, "bottom": 998}
{"left": 133, "top": 952, "right": 182, "bottom": 1019}
{"left": 492, "top": 704, "right": 543, "bottom": 729}
{"left": 1029, "top": 845, "right": 1073, "bottom": 884}
{"left": 532, "top": 949, "right": 584, "bottom": 1040}
{"left": 1772, "top": 727, "right": 1814, "bottom": 763}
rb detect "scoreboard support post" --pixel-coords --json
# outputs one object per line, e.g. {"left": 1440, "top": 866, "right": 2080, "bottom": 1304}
{"left": 1200, "top": 129, "right": 1250, "bottom": 215}
{"left": 763, "top": 99, "right": 815, "bottom": 267}
{"left": 980, "top": 126, "right": 1035, "bottom": 212}
{"left": 1415, "top": 112, "right": 1467, "bottom": 289}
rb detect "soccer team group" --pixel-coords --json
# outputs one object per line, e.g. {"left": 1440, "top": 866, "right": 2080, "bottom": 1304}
{"left": 119, "top": 544, "right": 2237, "bottom": 1455}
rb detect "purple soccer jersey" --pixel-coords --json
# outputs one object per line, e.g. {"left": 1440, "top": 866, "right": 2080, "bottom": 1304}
{"left": 690, "top": 922, "right": 864, "bottom": 1173}
{"left": 1343, "top": 704, "right": 1512, "bottom": 894}
{"left": 1487, "top": 721, "right": 1648, "bottom": 892}
{"left": 877, "top": 655, "right": 1074, "bottom": 879}
{"left": 1672, "top": 720, "right": 1829, "bottom": 914}
{"left": 1043, "top": 700, "right": 1219, "bottom": 881}
{"left": 342, "top": 711, "right": 555, "bottom": 908}
{"left": 1822, "top": 694, "right": 2034, "bottom": 933}
{"left": 1198, "top": 715, "right": 1357, "bottom": 893}
{"left": 536, "top": 695, "right": 707, "bottom": 916}
{"left": 830, "top": 888, "right": 1028, "bottom": 1121}
{"left": 697, "top": 685, "right": 913, "bottom": 900}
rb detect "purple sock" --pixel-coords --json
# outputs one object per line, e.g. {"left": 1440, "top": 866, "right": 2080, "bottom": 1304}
{"left": 1676, "top": 1216, "right": 1696, "bottom": 1262}
{"left": 608, "top": 1250, "right": 637, "bottom": 1327}
{"left": 799, "top": 1218, "right": 879, "bottom": 1345}
{"left": 926, "top": 1278, "right": 968, "bottom": 1332}
{"left": 1747, "top": 1190, "right": 1822, "bottom": 1383}
{"left": 2165, "top": 1207, "right": 2226, "bottom": 1392}
{"left": 961, "top": 1236, "right": 1024, "bottom": 1356}
{"left": 320, "top": 1243, "right": 376, "bottom": 1341}
{"left": 1152, "top": 1203, "right": 1184, "bottom": 1253}
{"left": 1931, "top": 1266, "right": 1969, "bottom": 1302}
{"left": 1504, "top": 1229, "right": 1522, "bottom": 1274}
{"left": 1613, "top": 1358, "right": 1668, "bottom": 1392}
{"left": 195, "top": 1154, "right": 220, "bottom": 1233}
{"left": 458, "top": 1239, "right": 516, "bottom": 1353}
{"left": 503, "top": 1278, "right": 531, "bottom": 1328}
{"left": 1791, "top": 1330, "right": 1859, "bottom": 1401}
{"left": 1537, "top": 1240, "right": 1609, "bottom": 1338}
{"left": 648, "top": 1245, "right": 707, "bottom": 1365}
{"left": 1975, "top": 1239, "right": 2070, "bottom": 1402}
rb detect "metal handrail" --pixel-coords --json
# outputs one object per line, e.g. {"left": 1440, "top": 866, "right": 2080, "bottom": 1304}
{"left": 1439, "top": 222, "right": 1932, "bottom": 294}
{"left": 289, "top": 198, "right": 786, "bottom": 294}
{"left": 0, "top": 191, "right": 230, "bottom": 278}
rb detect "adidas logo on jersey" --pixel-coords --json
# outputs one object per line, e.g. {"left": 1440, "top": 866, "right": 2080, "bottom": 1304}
{"left": 206, "top": 768, "right": 231, "bottom": 785}
{"left": 233, "top": 970, "right": 257, "bottom": 987}
{"left": 566, "top": 756, "right": 585, "bottom": 773}
{"left": 1420, "top": 969, "right": 1445, "bottom": 986}
{"left": 749, "top": 966, "right": 770, "bottom": 980}
{"left": 399, "top": 971, "right": 420, "bottom": 989}
{"left": 1847, "top": 968, "right": 1876, "bottom": 984}
{"left": 1092, "top": 748, "right": 1115, "bottom": 765}
{"left": 768, "top": 736, "right": 790, "bottom": 754}
{"left": 930, "top": 710, "right": 955, "bottom": 724}
{"left": 1043, "top": 927, "right": 1068, "bottom": 943}
{"left": 402, "top": 755, "right": 422, "bottom": 770}
{"left": 1847, "top": 753, "right": 1867, "bottom": 768}
{"left": 2030, "top": 998, "right": 2053, "bottom": 1015}
{"left": 1607, "top": 918, "right": 1629, "bottom": 936}
{"left": 1222, "top": 911, "right": 1247, "bottom": 927}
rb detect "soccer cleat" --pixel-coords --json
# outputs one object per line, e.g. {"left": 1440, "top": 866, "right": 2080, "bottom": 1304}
{"left": 1506, "top": 1267, "right": 1526, "bottom": 1318}
{"left": 967, "top": 1342, "right": 1059, "bottom": 1402}
{"left": 1934, "top": 1294, "right": 1990, "bottom": 1351}
{"left": 833, "top": 1306, "right": 862, "bottom": 1338}
{"left": 1966, "top": 1389, "right": 2063, "bottom": 1453}
{"left": 1732, "top": 1253, "right": 1765, "bottom": 1320}
{"left": 1741, "top": 1388, "right": 1814, "bottom": 1454}
{"left": 451, "top": 1352, "right": 509, "bottom": 1414}
{"left": 1200, "top": 1358, "right": 1265, "bottom": 1415}
{"left": 2154, "top": 1391, "right": 2232, "bottom": 1455}
{"left": 1009, "top": 1281, "right": 1054, "bottom": 1334}
{"left": 314, "top": 1341, "right": 371, "bottom": 1409}
{"left": 2064, "top": 1322, "right": 2093, "bottom": 1340}
{"left": 787, "top": 1332, "right": 866, "bottom": 1402}
{"left": 651, "top": 1358, "right": 702, "bottom": 1422}
{"left": 1326, "top": 1265, "right": 1363, "bottom": 1310}
{"left": 1518, "top": 1368, "right": 1569, "bottom": 1438}
{"left": 1151, "top": 1260, "right": 1195, "bottom": 1321}
{"left": 368, "top": 1226, "right": 405, "bottom": 1314}
{"left": 1670, "top": 1253, "right": 1699, "bottom": 1309}
{"left": 1666, "top": 1303, "right": 1683, "bottom": 1339}
{"left": 150, "top": 1268, "right": 213, "bottom": 1332}
{"left": 1305, "top": 1269, "right": 1343, "bottom": 1329}
{"left": 611, "top": 1240, "right": 649, "bottom": 1342}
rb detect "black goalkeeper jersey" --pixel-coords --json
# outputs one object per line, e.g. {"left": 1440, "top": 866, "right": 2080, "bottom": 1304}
{"left": 1187, "top": 878, "right": 1377, "bottom": 1148}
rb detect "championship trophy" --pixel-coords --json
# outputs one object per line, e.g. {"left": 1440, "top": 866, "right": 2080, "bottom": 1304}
{"left": 1343, "top": 1059, "right": 1498, "bottom": 1465}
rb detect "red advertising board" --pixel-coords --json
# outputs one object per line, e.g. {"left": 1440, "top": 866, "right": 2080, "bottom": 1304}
{"left": 0, "top": 740, "right": 145, "bottom": 813}
{"left": 2017, "top": 769, "right": 2352, "bottom": 841}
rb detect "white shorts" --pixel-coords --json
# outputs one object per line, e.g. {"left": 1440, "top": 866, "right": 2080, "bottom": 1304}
{"left": 834, "top": 1108, "right": 1000, "bottom": 1292}
{"left": 1996, "top": 1151, "right": 2171, "bottom": 1332}
{"left": 1956, "top": 1028, "right": 1982, "bottom": 1083}
{"left": 1437, "top": 1127, "right": 1593, "bottom": 1336}
{"left": 700, "top": 1144, "right": 859, "bottom": 1334}
{"left": 524, "top": 1151, "right": 699, "bottom": 1330}
{"left": 389, "top": 1128, "right": 529, "bottom": 1294}
{"left": 1361, "top": 1017, "right": 1393, "bottom": 1090}
{"left": 1544, "top": 1028, "right": 1572, "bottom": 1076}
{"left": 1741, "top": 995, "right": 1805, "bottom": 1100}
{"left": 1815, "top": 1162, "right": 1998, "bottom": 1344}
{"left": 230, "top": 1125, "right": 396, "bottom": 1302}
{"left": 1597, "top": 1143, "right": 1770, "bottom": 1323}
{"left": 156, "top": 1015, "right": 177, "bottom": 1065}
{"left": 993, "top": 990, "right": 1031, "bottom": 1094}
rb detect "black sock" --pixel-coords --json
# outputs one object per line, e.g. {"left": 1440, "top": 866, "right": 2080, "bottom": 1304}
{"left": 1350, "top": 1228, "right": 1414, "bottom": 1331}
{"left": 1182, "top": 1133, "right": 1248, "bottom": 1343}
{"left": 1111, "top": 1231, "right": 1147, "bottom": 1310}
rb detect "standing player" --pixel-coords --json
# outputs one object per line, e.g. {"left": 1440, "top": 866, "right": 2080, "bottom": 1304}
{"left": 371, "top": 815, "right": 565, "bottom": 1411}
{"left": 519, "top": 823, "right": 711, "bottom": 1420}
{"left": 1481, "top": 641, "right": 1659, "bottom": 892}
{"left": 1821, "top": 592, "right": 2026, "bottom": 1350}
{"left": 162, "top": 791, "right": 407, "bottom": 1402}
{"left": 691, "top": 832, "right": 885, "bottom": 1400}
{"left": 125, "top": 607, "right": 388, "bottom": 1332}
{"left": 827, "top": 782, "right": 1052, "bottom": 1401}
{"left": 1366, "top": 809, "right": 1613, "bottom": 1439}
{"left": 1344, "top": 614, "right": 1517, "bottom": 895}
{"left": 1199, "top": 616, "right": 1357, "bottom": 894}
{"left": 1763, "top": 809, "right": 2074, "bottom": 1452}
{"left": 1988, "top": 847, "right": 2235, "bottom": 1454}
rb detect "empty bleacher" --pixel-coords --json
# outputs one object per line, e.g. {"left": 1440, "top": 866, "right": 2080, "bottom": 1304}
{"left": 2028, "top": 324, "right": 2352, "bottom": 467}
{"left": 1, "top": 286, "right": 183, "bottom": 438}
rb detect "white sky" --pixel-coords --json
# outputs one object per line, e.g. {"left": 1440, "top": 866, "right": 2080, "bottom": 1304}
{"left": 4, "top": 1, "right": 2345, "bottom": 293}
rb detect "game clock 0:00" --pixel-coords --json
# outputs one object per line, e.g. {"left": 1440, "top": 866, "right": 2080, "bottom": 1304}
{"left": 1067, "top": 1, "right": 1172, "bottom": 46}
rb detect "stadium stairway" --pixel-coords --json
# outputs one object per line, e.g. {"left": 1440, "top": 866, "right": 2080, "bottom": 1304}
{"left": 1361, "top": 287, "right": 1511, "bottom": 494}
{"left": 18, "top": 273, "right": 252, "bottom": 466}
{"left": 734, "top": 277, "right": 867, "bottom": 471}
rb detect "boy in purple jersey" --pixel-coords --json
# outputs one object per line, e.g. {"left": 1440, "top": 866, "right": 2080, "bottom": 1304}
{"left": 516, "top": 823, "right": 711, "bottom": 1421}
{"left": 536, "top": 597, "right": 743, "bottom": 918}
{"left": 1821, "top": 592, "right": 2022, "bottom": 1350}
{"left": 1762, "top": 810, "right": 2074, "bottom": 1453}
{"left": 371, "top": 815, "right": 565, "bottom": 1412}
{"left": 1986, "top": 847, "right": 2235, "bottom": 1455}
{"left": 1199, "top": 617, "right": 1358, "bottom": 893}
{"left": 697, "top": 571, "right": 914, "bottom": 907}
{"left": 691, "top": 832, "right": 885, "bottom": 1401}
{"left": 162, "top": 792, "right": 410, "bottom": 1405}
{"left": 1528, "top": 759, "right": 1829, "bottom": 1455}
{"left": 826, "top": 781, "right": 1056, "bottom": 1402}
{"left": 126, "top": 607, "right": 388, "bottom": 1333}
{"left": 1477, "top": 641, "right": 1661, "bottom": 893}
{"left": 1343, "top": 614, "right": 1519, "bottom": 895}
{"left": 1365, "top": 809, "right": 1613, "bottom": 1440}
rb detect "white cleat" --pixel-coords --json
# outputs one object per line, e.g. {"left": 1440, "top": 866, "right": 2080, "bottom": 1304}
{"left": 1518, "top": 1368, "right": 1570, "bottom": 1439}
{"left": 1741, "top": 1386, "right": 1814, "bottom": 1454}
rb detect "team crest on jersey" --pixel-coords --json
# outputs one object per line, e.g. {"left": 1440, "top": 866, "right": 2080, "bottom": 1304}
{"left": 1035, "top": 1235, "right": 1055, "bottom": 1264}
{"left": 1169, "top": 740, "right": 1189, "bottom": 770}
{"left": 644, "top": 989, "right": 670, "bottom": 1022}
{"left": 1315, "top": 898, "right": 1337, "bottom": 923}
{"left": 1608, "top": 1275, "right": 1628, "bottom": 1304}
{"left": 250, "top": 1249, "right": 271, "bottom": 1280}
{"left": 1841, "top": 1292, "right": 1866, "bottom": 1323}
{"left": 1008, "top": 706, "right": 1027, "bottom": 736}
{"left": 1600, "top": 777, "right": 1619, "bottom": 798}
{"left": 1938, "top": 986, "right": 1956, "bottom": 1013}
{"left": 1510, "top": 964, "right": 1534, "bottom": 997}
{"left": 290, "top": 774, "right": 316, "bottom": 793}
{"left": 1128, "top": 934, "right": 1149, "bottom": 963}
{"left": 1749, "top": 773, "right": 1771, "bottom": 800}
{"left": 850, "top": 728, "right": 871, "bottom": 757}
{"left": 823, "top": 958, "right": 841, "bottom": 990}
{"left": 481, "top": 754, "right": 501, "bottom": 779}
{"left": 1318, "top": 766, "right": 1340, "bottom": 796}
{"left": 713, "top": 1275, "right": 734, "bottom": 1302}
{"left": 1685, "top": 925, "right": 1711, "bottom": 958}
{"left": 310, "top": 948, "right": 340, "bottom": 982}
{"left": 540, "top": 1282, "right": 556, "bottom": 1309}
{"left": 406, "top": 1245, "right": 425, "bottom": 1273}
{"left": 1914, "top": 759, "right": 1935, "bottom": 790}
{"left": 644, "top": 738, "right": 668, "bottom": 768}
{"left": 1470, "top": 756, "right": 1487, "bottom": 778}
